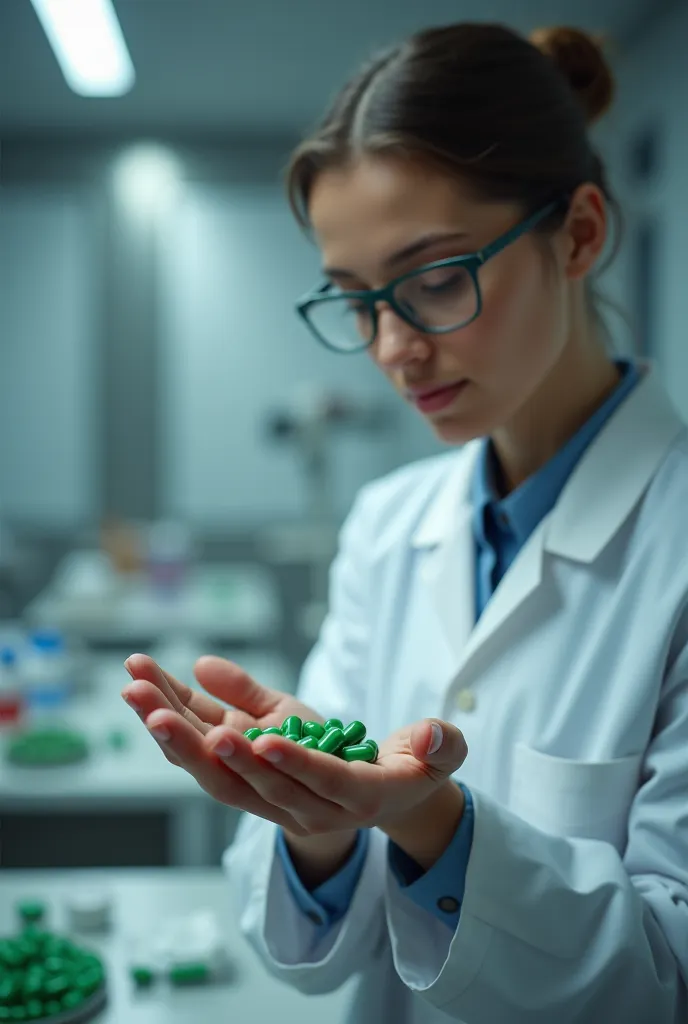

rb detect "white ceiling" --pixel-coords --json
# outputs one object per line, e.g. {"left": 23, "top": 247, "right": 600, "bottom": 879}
{"left": 0, "top": 0, "right": 662, "bottom": 136}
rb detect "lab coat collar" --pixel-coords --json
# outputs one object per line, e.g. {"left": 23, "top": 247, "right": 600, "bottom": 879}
{"left": 411, "top": 363, "right": 685, "bottom": 564}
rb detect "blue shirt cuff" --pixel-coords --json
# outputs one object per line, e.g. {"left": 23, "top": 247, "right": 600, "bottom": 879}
{"left": 388, "top": 783, "right": 474, "bottom": 931}
{"left": 275, "top": 826, "right": 370, "bottom": 930}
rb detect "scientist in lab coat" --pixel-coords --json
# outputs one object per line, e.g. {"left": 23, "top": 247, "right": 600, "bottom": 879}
{"left": 121, "top": 21, "right": 688, "bottom": 1024}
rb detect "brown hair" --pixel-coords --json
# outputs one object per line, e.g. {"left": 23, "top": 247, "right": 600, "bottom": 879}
{"left": 285, "top": 23, "right": 622, "bottom": 337}
{"left": 286, "top": 23, "right": 616, "bottom": 230}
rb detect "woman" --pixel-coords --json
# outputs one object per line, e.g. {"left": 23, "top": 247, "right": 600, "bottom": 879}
{"left": 122, "top": 22, "right": 688, "bottom": 1023}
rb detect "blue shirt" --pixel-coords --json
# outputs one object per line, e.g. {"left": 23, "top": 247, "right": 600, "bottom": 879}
{"left": 276, "top": 359, "right": 642, "bottom": 935}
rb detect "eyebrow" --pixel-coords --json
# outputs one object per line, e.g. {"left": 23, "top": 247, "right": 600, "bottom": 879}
{"left": 323, "top": 230, "right": 470, "bottom": 281}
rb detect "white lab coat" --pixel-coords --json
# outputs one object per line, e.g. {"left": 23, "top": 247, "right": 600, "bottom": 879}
{"left": 224, "top": 363, "right": 688, "bottom": 1023}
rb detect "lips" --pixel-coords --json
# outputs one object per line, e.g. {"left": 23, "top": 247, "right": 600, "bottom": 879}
{"left": 409, "top": 380, "right": 468, "bottom": 413}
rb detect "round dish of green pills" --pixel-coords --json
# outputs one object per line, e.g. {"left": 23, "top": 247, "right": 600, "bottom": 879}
{"left": 244, "top": 717, "right": 379, "bottom": 763}
{"left": 0, "top": 924, "right": 107, "bottom": 1023}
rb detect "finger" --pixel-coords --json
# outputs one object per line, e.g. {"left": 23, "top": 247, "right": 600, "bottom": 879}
{"left": 194, "top": 656, "right": 278, "bottom": 719}
{"left": 251, "top": 731, "right": 376, "bottom": 814}
{"left": 409, "top": 719, "right": 468, "bottom": 777}
{"left": 125, "top": 653, "right": 226, "bottom": 729}
{"left": 145, "top": 710, "right": 307, "bottom": 834}
{"left": 119, "top": 686, "right": 184, "bottom": 766}
{"left": 203, "top": 726, "right": 348, "bottom": 830}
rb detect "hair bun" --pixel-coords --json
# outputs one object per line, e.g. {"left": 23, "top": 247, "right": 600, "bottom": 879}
{"left": 530, "top": 26, "right": 615, "bottom": 124}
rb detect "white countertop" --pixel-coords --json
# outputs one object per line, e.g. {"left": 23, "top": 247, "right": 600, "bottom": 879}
{"left": 0, "top": 868, "right": 356, "bottom": 1023}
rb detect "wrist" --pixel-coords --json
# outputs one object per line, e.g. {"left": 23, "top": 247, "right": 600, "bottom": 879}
{"left": 281, "top": 827, "right": 360, "bottom": 891}
{"left": 379, "top": 780, "right": 465, "bottom": 872}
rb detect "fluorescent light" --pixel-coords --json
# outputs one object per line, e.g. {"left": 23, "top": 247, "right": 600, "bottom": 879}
{"left": 30, "top": 0, "right": 135, "bottom": 97}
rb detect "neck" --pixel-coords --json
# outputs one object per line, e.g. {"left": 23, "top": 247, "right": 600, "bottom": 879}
{"left": 490, "top": 331, "right": 621, "bottom": 496}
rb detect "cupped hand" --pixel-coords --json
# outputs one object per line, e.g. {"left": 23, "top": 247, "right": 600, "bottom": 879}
{"left": 121, "top": 653, "right": 325, "bottom": 834}
{"left": 122, "top": 653, "right": 468, "bottom": 838}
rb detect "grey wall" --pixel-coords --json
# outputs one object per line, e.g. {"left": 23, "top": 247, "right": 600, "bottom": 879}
{"left": 604, "top": 1, "right": 688, "bottom": 418}
{"left": 0, "top": 136, "right": 441, "bottom": 533}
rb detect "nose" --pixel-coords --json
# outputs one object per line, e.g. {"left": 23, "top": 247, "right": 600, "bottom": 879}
{"left": 373, "top": 304, "right": 431, "bottom": 369}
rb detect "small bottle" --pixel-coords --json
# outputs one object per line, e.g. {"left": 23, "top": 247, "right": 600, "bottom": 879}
{"left": 0, "top": 646, "right": 24, "bottom": 727}
{"left": 23, "top": 629, "right": 72, "bottom": 722}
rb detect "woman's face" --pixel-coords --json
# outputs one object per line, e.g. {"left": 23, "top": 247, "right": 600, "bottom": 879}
{"left": 308, "top": 154, "right": 597, "bottom": 445}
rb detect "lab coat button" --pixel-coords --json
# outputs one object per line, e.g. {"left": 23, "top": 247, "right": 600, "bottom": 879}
{"left": 455, "top": 689, "right": 476, "bottom": 712}
{"left": 437, "top": 896, "right": 460, "bottom": 913}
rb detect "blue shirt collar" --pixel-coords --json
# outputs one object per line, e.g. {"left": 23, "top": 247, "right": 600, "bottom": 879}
{"left": 472, "top": 359, "right": 642, "bottom": 546}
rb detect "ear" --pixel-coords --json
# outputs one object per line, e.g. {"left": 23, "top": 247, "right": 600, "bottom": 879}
{"left": 560, "top": 183, "right": 607, "bottom": 281}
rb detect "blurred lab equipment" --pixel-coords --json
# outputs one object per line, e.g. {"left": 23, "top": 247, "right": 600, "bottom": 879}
{"left": 0, "top": 646, "right": 24, "bottom": 727}
{"left": 263, "top": 388, "right": 393, "bottom": 638}
{"left": 24, "top": 545, "right": 282, "bottom": 647}
{"left": 22, "top": 627, "right": 74, "bottom": 720}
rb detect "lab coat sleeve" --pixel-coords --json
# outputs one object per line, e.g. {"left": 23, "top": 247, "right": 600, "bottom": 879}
{"left": 385, "top": 645, "right": 688, "bottom": 1023}
{"left": 223, "top": 485, "right": 391, "bottom": 995}
{"left": 275, "top": 825, "right": 370, "bottom": 927}
{"left": 388, "top": 784, "right": 474, "bottom": 933}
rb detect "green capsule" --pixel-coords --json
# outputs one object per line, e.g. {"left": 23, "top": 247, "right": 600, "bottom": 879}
{"left": 44, "top": 1002, "right": 63, "bottom": 1017}
{"left": 44, "top": 974, "right": 71, "bottom": 997}
{"left": 341, "top": 720, "right": 366, "bottom": 746}
{"left": 22, "top": 974, "right": 44, "bottom": 998}
{"left": 281, "top": 716, "right": 302, "bottom": 740}
{"left": 130, "top": 966, "right": 155, "bottom": 987}
{"left": 24, "top": 1002, "right": 43, "bottom": 1021}
{"left": 169, "top": 962, "right": 209, "bottom": 986}
{"left": 341, "top": 743, "right": 376, "bottom": 762}
{"left": 317, "top": 726, "right": 346, "bottom": 755}
{"left": 43, "top": 955, "right": 67, "bottom": 974}
{"left": 62, "top": 990, "right": 87, "bottom": 1009}
{"left": 261, "top": 726, "right": 282, "bottom": 736}
{"left": 324, "top": 718, "right": 343, "bottom": 732}
{"left": 75, "top": 966, "right": 104, "bottom": 995}
{"left": 17, "top": 902, "right": 45, "bottom": 926}
{"left": 297, "top": 735, "right": 318, "bottom": 750}
{"left": 302, "top": 721, "right": 325, "bottom": 740}
{"left": 8, "top": 1008, "right": 28, "bottom": 1022}
{"left": 363, "top": 738, "right": 379, "bottom": 760}
{"left": 243, "top": 727, "right": 262, "bottom": 741}
{"left": 0, "top": 977, "right": 17, "bottom": 1002}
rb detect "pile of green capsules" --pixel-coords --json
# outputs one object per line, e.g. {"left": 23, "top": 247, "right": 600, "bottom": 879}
{"left": 0, "top": 903, "right": 106, "bottom": 1023}
{"left": 244, "top": 717, "right": 378, "bottom": 763}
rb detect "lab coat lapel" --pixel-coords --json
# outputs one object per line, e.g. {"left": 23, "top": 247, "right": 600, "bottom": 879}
{"left": 411, "top": 444, "right": 478, "bottom": 666}
{"left": 409, "top": 364, "right": 684, "bottom": 684}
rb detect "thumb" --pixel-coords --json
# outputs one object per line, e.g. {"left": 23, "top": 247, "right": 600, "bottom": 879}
{"left": 194, "top": 655, "right": 277, "bottom": 718}
{"left": 410, "top": 719, "right": 468, "bottom": 776}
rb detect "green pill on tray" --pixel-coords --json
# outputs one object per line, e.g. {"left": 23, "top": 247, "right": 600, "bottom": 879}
{"left": 243, "top": 718, "right": 377, "bottom": 762}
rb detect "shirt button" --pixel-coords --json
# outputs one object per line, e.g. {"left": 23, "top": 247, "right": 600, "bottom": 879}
{"left": 306, "top": 910, "right": 325, "bottom": 925}
{"left": 497, "top": 511, "right": 509, "bottom": 529}
{"left": 437, "top": 896, "right": 460, "bottom": 914}
{"left": 454, "top": 688, "right": 476, "bottom": 713}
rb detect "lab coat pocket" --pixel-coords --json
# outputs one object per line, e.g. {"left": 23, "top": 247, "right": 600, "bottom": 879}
{"left": 509, "top": 743, "right": 643, "bottom": 852}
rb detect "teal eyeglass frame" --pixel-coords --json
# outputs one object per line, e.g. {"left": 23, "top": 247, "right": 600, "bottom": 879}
{"left": 296, "top": 198, "right": 563, "bottom": 353}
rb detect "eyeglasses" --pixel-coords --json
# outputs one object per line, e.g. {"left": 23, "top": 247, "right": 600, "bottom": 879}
{"left": 295, "top": 199, "right": 563, "bottom": 354}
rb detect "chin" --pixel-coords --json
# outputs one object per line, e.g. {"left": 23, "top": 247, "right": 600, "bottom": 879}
{"left": 427, "top": 416, "right": 484, "bottom": 446}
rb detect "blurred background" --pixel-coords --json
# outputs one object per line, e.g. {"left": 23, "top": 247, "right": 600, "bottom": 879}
{"left": 0, "top": 0, "right": 685, "bottom": 872}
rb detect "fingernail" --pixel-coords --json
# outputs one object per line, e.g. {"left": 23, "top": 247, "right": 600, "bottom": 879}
{"left": 427, "top": 722, "right": 443, "bottom": 755}
{"left": 149, "top": 725, "right": 171, "bottom": 742}
{"left": 123, "top": 694, "right": 142, "bottom": 714}
{"left": 213, "top": 738, "right": 235, "bottom": 758}
{"left": 261, "top": 749, "right": 283, "bottom": 763}
{"left": 124, "top": 659, "right": 134, "bottom": 679}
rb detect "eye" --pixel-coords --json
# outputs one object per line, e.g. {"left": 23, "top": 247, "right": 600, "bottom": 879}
{"left": 419, "top": 269, "right": 470, "bottom": 293}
